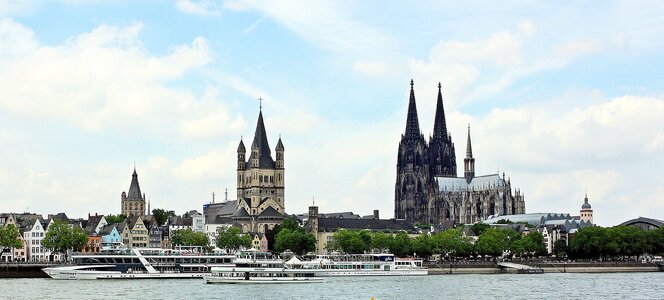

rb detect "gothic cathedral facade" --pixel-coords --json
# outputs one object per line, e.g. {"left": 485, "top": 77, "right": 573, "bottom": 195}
{"left": 395, "top": 80, "right": 525, "bottom": 225}
{"left": 233, "top": 108, "right": 285, "bottom": 233}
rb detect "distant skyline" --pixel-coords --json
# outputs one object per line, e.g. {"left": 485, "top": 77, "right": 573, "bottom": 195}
{"left": 1, "top": 1, "right": 663, "bottom": 226}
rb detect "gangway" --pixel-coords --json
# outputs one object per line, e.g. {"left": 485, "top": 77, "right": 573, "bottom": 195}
{"left": 496, "top": 262, "right": 543, "bottom": 274}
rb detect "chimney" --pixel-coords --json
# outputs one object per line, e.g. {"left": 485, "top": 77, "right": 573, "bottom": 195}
{"left": 373, "top": 210, "right": 379, "bottom": 219}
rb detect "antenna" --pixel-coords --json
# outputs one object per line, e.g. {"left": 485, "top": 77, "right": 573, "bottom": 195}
{"left": 225, "top": 188, "right": 228, "bottom": 202}
{"left": 212, "top": 191, "right": 215, "bottom": 204}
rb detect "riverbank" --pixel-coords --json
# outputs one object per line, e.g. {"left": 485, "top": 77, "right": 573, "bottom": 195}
{"left": 428, "top": 261, "right": 664, "bottom": 274}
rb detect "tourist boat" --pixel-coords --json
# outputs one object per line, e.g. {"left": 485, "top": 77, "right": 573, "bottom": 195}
{"left": 204, "top": 250, "right": 323, "bottom": 284}
{"left": 297, "top": 253, "right": 428, "bottom": 276}
{"left": 42, "top": 246, "right": 235, "bottom": 280}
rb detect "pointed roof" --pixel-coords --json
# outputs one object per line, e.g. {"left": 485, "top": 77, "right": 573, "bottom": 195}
{"left": 249, "top": 109, "right": 275, "bottom": 168}
{"left": 433, "top": 82, "right": 448, "bottom": 139}
{"left": 465, "top": 124, "right": 473, "bottom": 159}
{"left": 127, "top": 168, "right": 143, "bottom": 200}
{"left": 404, "top": 79, "right": 421, "bottom": 138}
{"left": 237, "top": 138, "right": 246, "bottom": 153}
{"left": 231, "top": 207, "right": 250, "bottom": 218}
{"left": 257, "top": 206, "right": 284, "bottom": 219}
{"left": 276, "top": 137, "right": 284, "bottom": 151}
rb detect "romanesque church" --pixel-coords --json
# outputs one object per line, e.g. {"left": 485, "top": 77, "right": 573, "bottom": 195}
{"left": 232, "top": 107, "right": 286, "bottom": 233}
{"left": 395, "top": 80, "right": 525, "bottom": 225}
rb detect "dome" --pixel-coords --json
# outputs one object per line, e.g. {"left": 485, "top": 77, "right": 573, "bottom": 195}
{"left": 582, "top": 202, "right": 592, "bottom": 209}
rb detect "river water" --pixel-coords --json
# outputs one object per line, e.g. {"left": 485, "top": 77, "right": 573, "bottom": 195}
{"left": 1, "top": 273, "right": 663, "bottom": 299}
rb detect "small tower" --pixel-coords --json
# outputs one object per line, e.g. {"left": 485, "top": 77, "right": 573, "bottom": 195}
{"left": 464, "top": 125, "right": 475, "bottom": 183}
{"left": 237, "top": 138, "right": 246, "bottom": 170}
{"left": 276, "top": 136, "right": 284, "bottom": 169}
{"left": 121, "top": 167, "right": 146, "bottom": 217}
{"left": 580, "top": 193, "right": 593, "bottom": 223}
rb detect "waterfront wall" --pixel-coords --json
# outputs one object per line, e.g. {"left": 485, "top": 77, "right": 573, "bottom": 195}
{"left": 0, "top": 264, "right": 55, "bottom": 278}
{"left": 428, "top": 262, "right": 663, "bottom": 275}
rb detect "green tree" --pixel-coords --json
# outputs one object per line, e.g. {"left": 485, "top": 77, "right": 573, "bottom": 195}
{"left": 470, "top": 223, "right": 490, "bottom": 236}
{"left": 327, "top": 230, "right": 371, "bottom": 254}
{"left": 570, "top": 226, "right": 607, "bottom": 259}
{"left": 388, "top": 232, "right": 413, "bottom": 257}
{"left": 216, "top": 227, "right": 251, "bottom": 253}
{"left": 433, "top": 228, "right": 474, "bottom": 258}
{"left": 371, "top": 232, "right": 393, "bottom": 253}
{"left": 42, "top": 221, "right": 88, "bottom": 261}
{"left": 0, "top": 224, "right": 23, "bottom": 254}
{"left": 274, "top": 228, "right": 316, "bottom": 255}
{"left": 105, "top": 214, "right": 127, "bottom": 224}
{"left": 649, "top": 227, "right": 664, "bottom": 256}
{"left": 151, "top": 209, "right": 175, "bottom": 226}
{"left": 412, "top": 234, "right": 434, "bottom": 258}
{"left": 553, "top": 239, "right": 569, "bottom": 258}
{"left": 171, "top": 228, "right": 210, "bottom": 250}
{"left": 475, "top": 228, "right": 514, "bottom": 258}
{"left": 514, "top": 231, "right": 547, "bottom": 257}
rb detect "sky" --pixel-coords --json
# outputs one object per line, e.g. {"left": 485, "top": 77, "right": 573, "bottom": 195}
{"left": 1, "top": 1, "right": 663, "bottom": 227}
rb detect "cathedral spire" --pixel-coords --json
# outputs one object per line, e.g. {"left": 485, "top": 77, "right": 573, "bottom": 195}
{"left": 404, "top": 79, "right": 421, "bottom": 138}
{"left": 433, "top": 82, "right": 448, "bottom": 139}
{"left": 466, "top": 124, "right": 473, "bottom": 159}
{"left": 249, "top": 108, "right": 275, "bottom": 168}
{"left": 464, "top": 125, "right": 475, "bottom": 183}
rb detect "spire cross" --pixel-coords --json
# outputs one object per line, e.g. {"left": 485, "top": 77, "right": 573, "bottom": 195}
{"left": 258, "top": 97, "right": 263, "bottom": 110}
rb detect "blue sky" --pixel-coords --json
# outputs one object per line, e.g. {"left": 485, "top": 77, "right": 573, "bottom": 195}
{"left": 1, "top": 1, "right": 663, "bottom": 226}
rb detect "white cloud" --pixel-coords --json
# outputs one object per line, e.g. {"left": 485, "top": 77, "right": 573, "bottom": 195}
{"left": 176, "top": 0, "right": 221, "bottom": 16}
{"left": 0, "top": 21, "right": 244, "bottom": 139}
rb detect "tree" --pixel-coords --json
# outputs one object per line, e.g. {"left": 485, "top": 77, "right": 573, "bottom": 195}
{"left": 513, "top": 232, "right": 547, "bottom": 257}
{"left": 216, "top": 227, "right": 251, "bottom": 253}
{"left": 388, "top": 232, "right": 413, "bottom": 257}
{"left": 553, "top": 239, "right": 569, "bottom": 258}
{"left": 151, "top": 209, "right": 175, "bottom": 226}
{"left": 274, "top": 228, "right": 316, "bottom": 255}
{"left": 327, "top": 230, "right": 371, "bottom": 254}
{"left": 42, "top": 220, "right": 88, "bottom": 261}
{"left": 649, "top": 227, "right": 664, "bottom": 256}
{"left": 470, "top": 223, "right": 490, "bottom": 236}
{"left": 105, "top": 214, "right": 127, "bottom": 224}
{"left": 371, "top": 232, "right": 393, "bottom": 253}
{"left": 434, "top": 228, "right": 474, "bottom": 258}
{"left": 0, "top": 224, "right": 22, "bottom": 255}
{"left": 171, "top": 228, "right": 210, "bottom": 250}
{"left": 570, "top": 226, "right": 607, "bottom": 259}
{"left": 475, "top": 228, "right": 513, "bottom": 258}
{"left": 412, "top": 234, "right": 434, "bottom": 258}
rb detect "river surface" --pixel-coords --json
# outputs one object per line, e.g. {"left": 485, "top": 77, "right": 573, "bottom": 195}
{"left": 1, "top": 273, "right": 663, "bottom": 299}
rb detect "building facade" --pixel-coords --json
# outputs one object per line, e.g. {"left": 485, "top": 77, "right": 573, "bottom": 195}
{"left": 121, "top": 168, "right": 146, "bottom": 217}
{"left": 395, "top": 80, "right": 526, "bottom": 225}
{"left": 233, "top": 108, "right": 286, "bottom": 233}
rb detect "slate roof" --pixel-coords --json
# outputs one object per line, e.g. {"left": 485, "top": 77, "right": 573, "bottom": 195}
{"left": 484, "top": 213, "right": 572, "bottom": 226}
{"left": 276, "top": 137, "right": 284, "bottom": 151}
{"left": 237, "top": 139, "right": 246, "bottom": 153}
{"left": 257, "top": 206, "right": 284, "bottom": 219}
{"left": 232, "top": 207, "right": 250, "bottom": 219}
{"left": 127, "top": 215, "right": 143, "bottom": 229}
{"left": 203, "top": 200, "right": 238, "bottom": 222}
{"left": 435, "top": 174, "right": 505, "bottom": 192}
{"left": 49, "top": 213, "right": 70, "bottom": 222}
{"left": 84, "top": 215, "right": 105, "bottom": 235}
{"left": 99, "top": 224, "right": 117, "bottom": 236}
{"left": 127, "top": 169, "right": 143, "bottom": 200}
{"left": 248, "top": 110, "right": 275, "bottom": 169}
{"left": 316, "top": 218, "right": 417, "bottom": 233}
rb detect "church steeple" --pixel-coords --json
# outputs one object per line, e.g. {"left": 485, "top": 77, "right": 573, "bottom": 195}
{"left": 249, "top": 108, "right": 275, "bottom": 168}
{"left": 128, "top": 168, "right": 143, "bottom": 200}
{"left": 432, "top": 82, "right": 448, "bottom": 139}
{"left": 464, "top": 125, "right": 475, "bottom": 183}
{"left": 404, "top": 79, "right": 421, "bottom": 138}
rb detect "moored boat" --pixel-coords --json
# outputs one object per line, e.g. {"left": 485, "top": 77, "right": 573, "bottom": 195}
{"left": 298, "top": 253, "right": 428, "bottom": 276}
{"left": 204, "top": 250, "right": 323, "bottom": 284}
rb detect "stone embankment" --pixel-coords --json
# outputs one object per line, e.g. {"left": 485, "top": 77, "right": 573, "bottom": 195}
{"left": 428, "top": 261, "right": 664, "bottom": 275}
{"left": 0, "top": 263, "right": 56, "bottom": 278}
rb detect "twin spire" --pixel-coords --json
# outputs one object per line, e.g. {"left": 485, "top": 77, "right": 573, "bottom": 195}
{"left": 404, "top": 79, "right": 450, "bottom": 140}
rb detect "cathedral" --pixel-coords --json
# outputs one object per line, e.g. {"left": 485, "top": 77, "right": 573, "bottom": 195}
{"left": 395, "top": 80, "right": 525, "bottom": 225}
{"left": 232, "top": 107, "right": 286, "bottom": 233}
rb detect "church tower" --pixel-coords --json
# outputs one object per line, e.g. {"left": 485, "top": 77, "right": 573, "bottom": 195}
{"left": 395, "top": 80, "right": 430, "bottom": 223}
{"left": 429, "top": 83, "right": 457, "bottom": 178}
{"left": 235, "top": 107, "right": 285, "bottom": 233}
{"left": 463, "top": 125, "right": 475, "bottom": 183}
{"left": 121, "top": 167, "right": 146, "bottom": 217}
{"left": 580, "top": 193, "right": 593, "bottom": 223}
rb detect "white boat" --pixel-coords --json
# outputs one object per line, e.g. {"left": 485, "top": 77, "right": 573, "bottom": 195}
{"left": 204, "top": 250, "right": 323, "bottom": 284}
{"left": 43, "top": 247, "right": 235, "bottom": 280}
{"left": 298, "top": 253, "right": 428, "bottom": 276}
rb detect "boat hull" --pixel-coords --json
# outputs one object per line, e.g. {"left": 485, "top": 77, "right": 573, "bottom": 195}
{"left": 311, "top": 269, "right": 428, "bottom": 276}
